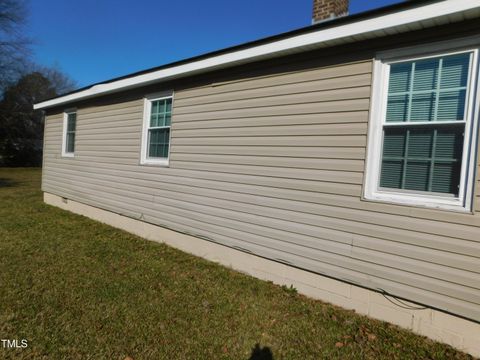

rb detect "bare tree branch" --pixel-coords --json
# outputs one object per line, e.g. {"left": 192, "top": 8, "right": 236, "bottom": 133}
{"left": 0, "top": 0, "right": 30, "bottom": 93}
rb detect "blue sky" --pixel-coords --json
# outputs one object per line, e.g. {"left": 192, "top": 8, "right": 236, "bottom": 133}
{"left": 28, "top": 0, "right": 404, "bottom": 87}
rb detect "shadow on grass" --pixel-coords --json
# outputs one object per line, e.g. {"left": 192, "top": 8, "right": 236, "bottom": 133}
{"left": 249, "top": 344, "right": 274, "bottom": 360}
{"left": 0, "top": 178, "right": 16, "bottom": 188}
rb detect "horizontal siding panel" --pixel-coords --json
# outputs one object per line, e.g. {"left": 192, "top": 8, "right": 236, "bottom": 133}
{"left": 43, "top": 156, "right": 480, "bottom": 228}
{"left": 79, "top": 114, "right": 142, "bottom": 128}
{"left": 45, "top": 158, "right": 362, "bottom": 198}
{"left": 172, "top": 123, "right": 367, "bottom": 138}
{"left": 77, "top": 138, "right": 140, "bottom": 146}
{"left": 175, "top": 73, "right": 372, "bottom": 108}
{"left": 43, "top": 168, "right": 480, "bottom": 275}
{"left": 172, "top": 112, "right": 369, "bottom": 130}
{"left": 76, "top": 130, "right": 141, "bottom": 139}
{"left": 172, "top": 135, "right": 367, "bottom": 147}
{"left": 174, "top": 87, "right": 370, "bottom": 115}
{"left": 78, "top": 100, "right": 142, "bottom": 116}
{"left": 172, "top": 145, "right": 366, "bottom": 159}
{"left": 45, "top": 151, "right": 139, "bottom": 161}
{"left": 170, "top": 154, "right": 365, "bottom": 172}
{"left": 173, "top": 99, "right": 370, "bottom": 122}
{"left": 176, "top": 61, "right": 372, "bottom": 100}
{"left": 43, "top": 160, "right": 480, "bottom": 258}
{"left": 77, "top": 145, "right": 140, "bottom": 153}
{"left": 171, "top": 161, "right": 363, "bottom": 184}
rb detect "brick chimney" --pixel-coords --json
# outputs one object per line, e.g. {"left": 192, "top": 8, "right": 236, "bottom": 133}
{"left": 312, "top": 0, "right": 349, "bottom": 24}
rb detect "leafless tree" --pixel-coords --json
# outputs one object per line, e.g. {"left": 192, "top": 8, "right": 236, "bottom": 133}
{"left": 34, "top": 64, "right": 77, "bottom": 96}
{"left": 0, "top": 0, "right": 30, "bottom": 93}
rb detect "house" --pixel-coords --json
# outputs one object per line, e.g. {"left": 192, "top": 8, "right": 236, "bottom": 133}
{"left": 34, "top": 0, "right": 480, "bottom": 355}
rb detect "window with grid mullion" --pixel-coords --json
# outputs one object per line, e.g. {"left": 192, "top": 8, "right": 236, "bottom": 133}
{"left": 146, "top": 97, "right": 172, "bottom": 160}
{"left": 380, "top": 52, "right": 470, "bottom": 196}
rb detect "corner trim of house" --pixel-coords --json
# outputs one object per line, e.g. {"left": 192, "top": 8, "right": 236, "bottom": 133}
{"left": 44, "top": 192, "right": 480, "bottom": 357}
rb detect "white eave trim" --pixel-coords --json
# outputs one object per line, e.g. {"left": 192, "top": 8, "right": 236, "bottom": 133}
{"left": 34, "top": 0, "right": 480, "bottom": 110}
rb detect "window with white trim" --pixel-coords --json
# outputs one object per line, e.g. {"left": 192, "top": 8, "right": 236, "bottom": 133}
{"left": 62, "top": 110, "right": 76, "bottom": 157}
{"left": 141, "top": 93, "right": 172, "bottom": 166}
{"left": 365, "top": 46, "right": 479, "bottom": 212}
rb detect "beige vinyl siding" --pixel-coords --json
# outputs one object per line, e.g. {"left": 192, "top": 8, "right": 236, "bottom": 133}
{"left": 42, "top": 41, "right": 480, "bottom": 322}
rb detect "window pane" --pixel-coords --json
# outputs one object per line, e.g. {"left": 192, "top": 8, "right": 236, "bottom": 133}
{"left": 149, "top": 98, "right": 172, "bottom": 128}
{"left": 413, "top": 58, "right": 439, "bottom": 92}
{"left": 386, "top": 94, "right": 409, "bottom": 122}
{"left": 151, "top": 101, "right": 159, "bottom": 114}
{"left": 408, "top": 129, "right": 433, "bottom": 158}
{"left": 382, "top": 128, "right": 405, "bottom": 157}
{"left": 410, "top": 93, "right": 435, "bottom": 122}
{"left": 435, "top": 128, "right": 464, "bottom": 159}
{"left": 441, "top": 53, "right": 470, "bottom": 89}
{"left": 386, "top": 53, "right": 471, "bottom": 124}
{"left": 158, "top": 100, "right": 166, "bottom": 114}
{"left": 148, "top": 128, "right": 170, "bottom": 158}
{"left": 404, "top": 161, "right": 430, "bottom": 191}
{"left": 150, "top": 113, "right": 159, "bottom": 127}
{"left": 380, "top": 160, "right": 403, "bottom": 189}
{"left": 67, "top": 113, "right": 76, "bottom": 131}
{"left": 165, "top": 113, "right": 171, "bottom": 126}
{"left": 380, "top": 126, "right": 463, "bottom": 195}
{"left": 66, "top": 132, "right": 75, "bottom": 153}
{"left": 432, "top": 162, "right": 461, "bottom": 194}
{"left": 437, "top": 90, "right": 467, "bottom": 121}
{"left": 389, "top": 63, "right": 412, "bottom": 93}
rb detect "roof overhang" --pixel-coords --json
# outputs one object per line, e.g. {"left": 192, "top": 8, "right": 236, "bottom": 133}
{"left": 34, "top": 0, "right": 480, "bottom": 110}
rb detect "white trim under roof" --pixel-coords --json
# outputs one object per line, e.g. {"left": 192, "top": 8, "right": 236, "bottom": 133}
{"left": 34, "top": 0, "right": 480, "bottom": 110}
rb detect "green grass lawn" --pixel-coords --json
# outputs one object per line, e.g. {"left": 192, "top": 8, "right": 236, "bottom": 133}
{"left": 0, "top": 168, "right": 473, "bottom": 359}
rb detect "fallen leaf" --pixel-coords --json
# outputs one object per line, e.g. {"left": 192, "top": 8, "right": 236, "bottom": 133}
{"left": 335, "top": 342, "right": 344, "bottom": 348}
{"left": 367, "top": 334, "right": 377, "bottom": 341}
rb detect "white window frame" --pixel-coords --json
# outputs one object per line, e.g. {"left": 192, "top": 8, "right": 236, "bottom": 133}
{"left": 364, "top": 37, "right": 480, "bottom": 212}
{"left": 140, "top": 91, "right": 173, "bottom": 166}
{"left": 62, "top": 109, "right": 76, "bottom": 158}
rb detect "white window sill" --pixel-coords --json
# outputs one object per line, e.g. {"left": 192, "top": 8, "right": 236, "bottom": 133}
{"left": 364, "top": 190, "right": 470, "bottom": 213}
{"left": 62, "top": 153, "right": 75, "bottom": 158}
{"left": 140, "top": 158, "right": 169, "bottom": 167}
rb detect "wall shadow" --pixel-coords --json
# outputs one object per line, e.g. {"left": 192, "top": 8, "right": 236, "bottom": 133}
{"left": 248, "top": 343, "right": 274, "bottom": 360}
